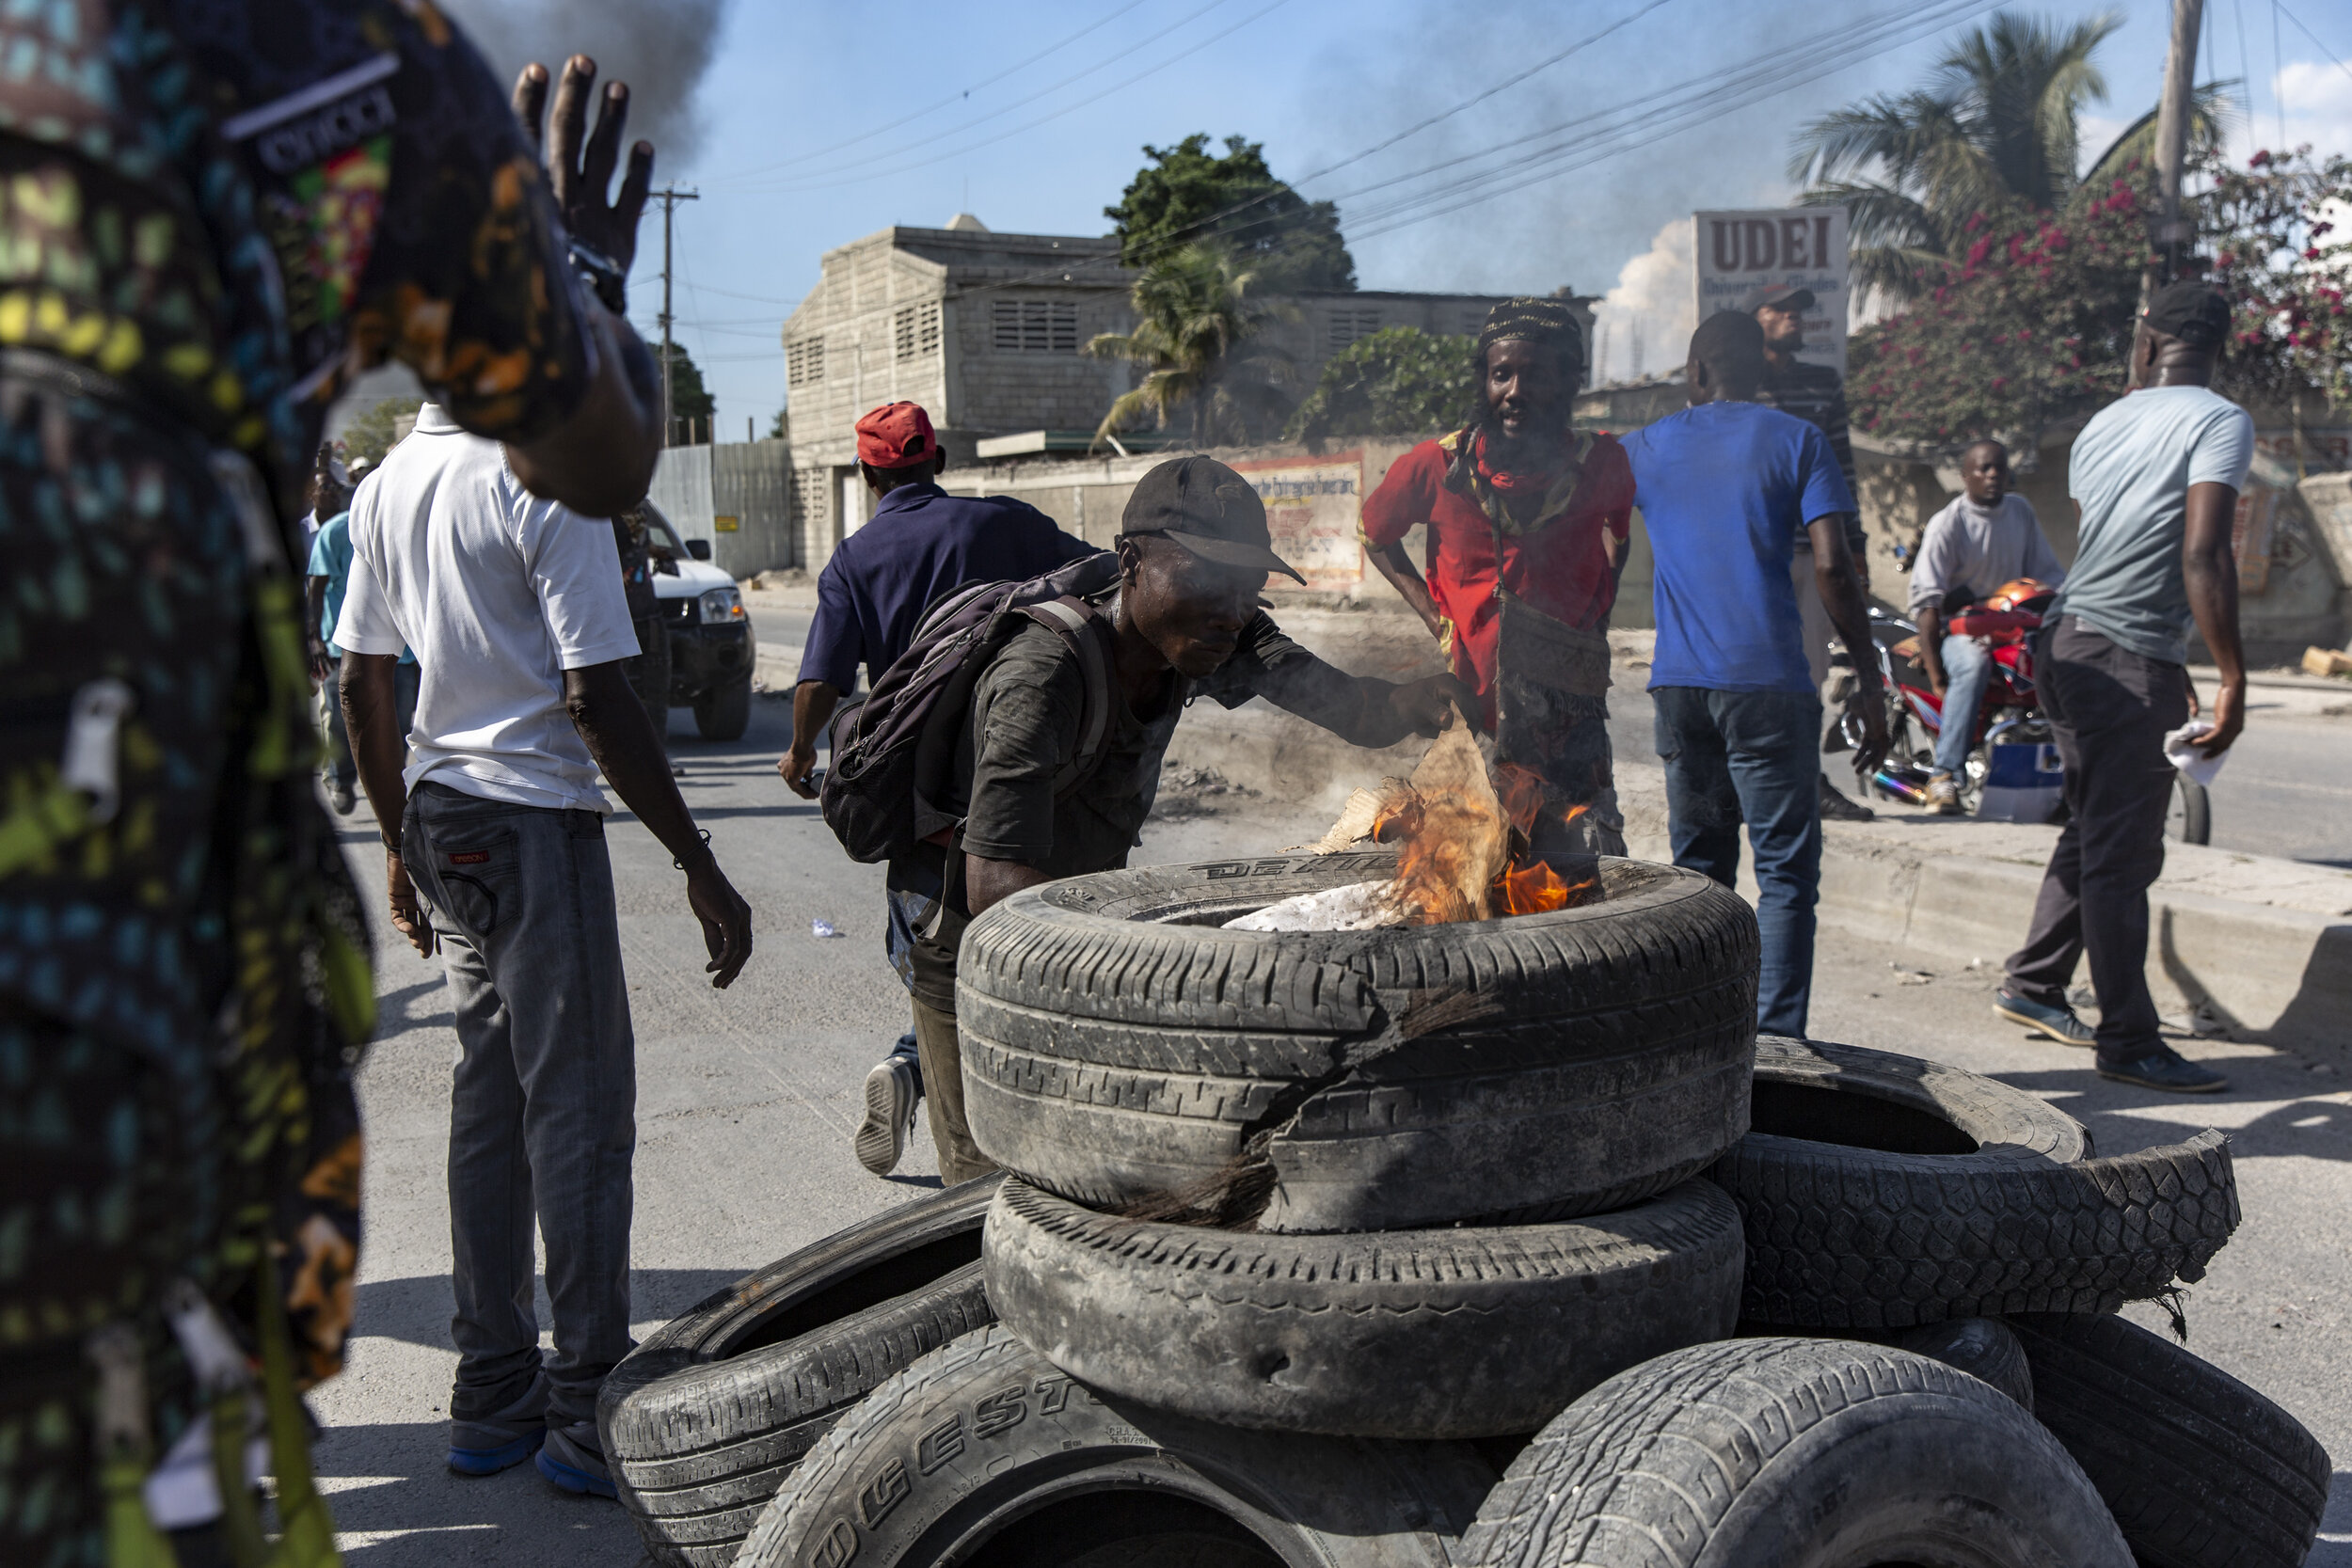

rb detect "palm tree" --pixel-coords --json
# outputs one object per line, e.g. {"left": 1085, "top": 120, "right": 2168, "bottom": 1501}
{"left": 1086, "top": 245, "right": 1296, "bottom": 448}
{"left": 1791, "top": 11, "right": 2226, "bottom": 299}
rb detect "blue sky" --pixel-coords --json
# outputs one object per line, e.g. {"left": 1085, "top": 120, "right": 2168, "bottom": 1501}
{"left": 512, "top": 0, "right": 2352, "bottom": 438}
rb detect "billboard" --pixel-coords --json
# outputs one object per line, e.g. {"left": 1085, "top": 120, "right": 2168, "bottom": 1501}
{"left": 1692, "top": 207, "right": 1851, "bottom": 376}
{"left": 1229, "top": 451, "right": 1365, "bottom": 593}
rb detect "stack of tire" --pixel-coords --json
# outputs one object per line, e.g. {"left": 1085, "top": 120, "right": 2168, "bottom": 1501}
{"left": 597, "top": 850, "right": 2327, "bottom": 1568}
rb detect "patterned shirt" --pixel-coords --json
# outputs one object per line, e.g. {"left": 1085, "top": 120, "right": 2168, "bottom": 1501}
{"left": 0, "top": 0, "right": 596, "bottom": 513}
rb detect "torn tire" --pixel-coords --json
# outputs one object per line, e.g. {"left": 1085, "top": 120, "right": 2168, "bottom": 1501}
{"left": 956, "top": 850, "right": 1757, "bottom": 1233}
{"left": 981, "top": 1175, "right": 1743, "bottom": 1439}
{"left": 735, "top": 1323, "right": 1494, "bottom": 1568}
{"left": 1463, "top": 1337, "right": 2133, "bottom": 1567}
{"left": 2008, "top": 1312, "right": 2331, "bottom": 1568}
{"left": 1715, "top": 1037, "right": 2240, "bottom": 1328}
{"left": 598, "top": 1177, "right": 1000, "bottom": 1567}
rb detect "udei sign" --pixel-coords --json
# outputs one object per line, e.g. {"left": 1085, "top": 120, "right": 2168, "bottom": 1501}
{"left": 1693, "top": 207, "right": 1851, "bottom": 375}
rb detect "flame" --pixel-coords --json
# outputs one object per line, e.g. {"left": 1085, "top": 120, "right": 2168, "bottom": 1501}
{"left": 1495, "top": 763, "right": 1548, "bottom": 837}
{"left": 1373, "top": 783, "right": 1600, "bottom": 923}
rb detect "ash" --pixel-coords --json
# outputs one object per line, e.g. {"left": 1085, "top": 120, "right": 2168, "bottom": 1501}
{"left": 1224, "top": 881, "right": 1402, "bottom": 932}
{"left": 1151, "top": 765, "right": 1262, "bottom": 822}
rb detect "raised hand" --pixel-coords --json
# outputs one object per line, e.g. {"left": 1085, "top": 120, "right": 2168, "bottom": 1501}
{"left": 511, "top": 55, "right": 655, "bottom": 279}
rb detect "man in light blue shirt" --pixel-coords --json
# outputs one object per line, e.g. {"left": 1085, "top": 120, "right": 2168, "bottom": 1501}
{"left": 307, "top": 487, "right": 417, "bottom": 814}
{"left": 1994, "top": 283, "right": 2251, "bottom": 1093}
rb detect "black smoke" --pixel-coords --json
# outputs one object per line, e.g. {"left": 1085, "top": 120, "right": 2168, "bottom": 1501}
{"left": 437, "top": 0, "right": 730, "bottom": 164}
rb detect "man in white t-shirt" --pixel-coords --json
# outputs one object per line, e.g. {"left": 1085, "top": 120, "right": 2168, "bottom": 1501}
{"left": 1907, "top": 438, "right": 2066, "bottom": 812}
{"left": 1994, "top": 283, "right": 2249, "bottom": 1094}
{"left": 337, "top": 404, "right": 754, "bottom": 1497}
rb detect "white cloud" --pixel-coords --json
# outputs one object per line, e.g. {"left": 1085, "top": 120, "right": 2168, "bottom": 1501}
{"left": 2265, "top": 59, "right": 2352, "bottom": 159}
{"left": 1592, "top": 218, "right": 1696, "bottom": 384}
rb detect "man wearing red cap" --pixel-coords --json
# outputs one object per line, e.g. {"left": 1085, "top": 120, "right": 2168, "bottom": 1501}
{"left": 782, "top": 401, "right": 1092, "bottom": 1180}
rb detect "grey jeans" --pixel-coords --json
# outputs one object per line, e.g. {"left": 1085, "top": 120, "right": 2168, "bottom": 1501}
{"left": 403, "top": 781, "right": 637, "bottom": 1425}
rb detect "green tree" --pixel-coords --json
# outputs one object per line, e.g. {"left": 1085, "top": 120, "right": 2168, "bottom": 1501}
{"left": 1285, "top": 327, "right": 1477, "bottom": 442}
{"left": 659, "top": 341, "right": 716, "bottom": 438}
{"left": 1791, "top": 10, "right": 2224, "bottom": 299}
{"left": 1086, "top": 244, "right": 1297, "bottom": 447}
{"left": 1105, "top": 134, "right": 1356, "bottom": 293}
{"left": 340, "top": 396, "right": 423, "bottom": 467}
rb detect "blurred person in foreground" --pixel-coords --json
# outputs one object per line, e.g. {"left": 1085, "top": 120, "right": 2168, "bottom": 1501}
{"left": 903, "top": 457, "right": 1470, "bottom": 1182}
{"left": 1752, "top": 282, "right": 1878, "bottom": 823}
{"left": 0, "top": 8, "right": 668, "bottom": 1554}
{"left": 1622, "top": 311, "right": 1886, "bottom": 1039}
{"left": 1907, "top": 438, "right": 2066, "bottom": 815}
{"left": 1360, "top": 297, "right": 1636, "bottom": 854}
{"left": 1994, "top": 283, "right": 2249, "bottom": 1094}
{"left": 779, "top": 401, "right": 1090, "bottom": 1180}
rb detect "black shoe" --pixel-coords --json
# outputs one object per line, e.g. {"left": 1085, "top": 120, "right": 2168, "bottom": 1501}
{"left": 2097, "top": 1047, "right": 2228, "bottom": 1094}
{"left": 1819, "top": 775, "right": 1875, "bottom": 822}
{"left": 1992, "top": 989, "right": 2097, "bottom": 1048}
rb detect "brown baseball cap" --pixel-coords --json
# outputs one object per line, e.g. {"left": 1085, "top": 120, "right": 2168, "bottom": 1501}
{"left": 1121, "top": 456, "right": 1302, "bottom": 583}
{"left": 1748, "top": 282, "right": 1817, "bottom": 313}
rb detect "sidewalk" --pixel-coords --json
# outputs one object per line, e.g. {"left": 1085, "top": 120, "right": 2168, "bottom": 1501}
{"left": 1162, "top": 695, "right": 2352, "bottom": 1055}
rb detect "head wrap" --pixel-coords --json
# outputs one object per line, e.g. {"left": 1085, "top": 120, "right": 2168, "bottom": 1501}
{"left": 1476, "top": 296, "right": 1585, "bottom": 369}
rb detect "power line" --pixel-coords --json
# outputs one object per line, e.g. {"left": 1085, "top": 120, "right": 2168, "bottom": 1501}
{"left": 713, "top": 0, "right": 1254, "bottom": 193}
{"left": 711, "top": 0, "right": 1155, "bottom": 182}
{"left": 2273, "top": 0, "right": 2352, "bottom": 87}
{"left": 1335, "top": 0, "right": 2004, "bottom": 243}
{"left": 2272, "top": 0, "right": 2288, "bottom": 144}
{"left": 2232, "top": 0, "right": 2256, "bottom": 159}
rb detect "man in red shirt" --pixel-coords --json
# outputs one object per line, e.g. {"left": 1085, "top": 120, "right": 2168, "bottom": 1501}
{"left": 1361, "top": 297, "right": 1635, "bottom": 851}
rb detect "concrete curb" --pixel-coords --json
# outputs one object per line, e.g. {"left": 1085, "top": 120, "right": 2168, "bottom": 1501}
{"left": 1163, "top": 702, "right": 2352, "bottom": 1053}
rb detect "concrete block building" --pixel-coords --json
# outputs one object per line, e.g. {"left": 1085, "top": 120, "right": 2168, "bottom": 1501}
{"left": 774, "top": 214, "right": 1578, "bottom": 571}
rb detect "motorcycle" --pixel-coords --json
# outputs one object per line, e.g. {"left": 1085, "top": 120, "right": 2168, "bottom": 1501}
{"left": 1826, "top": 579, "right": 2211, "bottom": 844}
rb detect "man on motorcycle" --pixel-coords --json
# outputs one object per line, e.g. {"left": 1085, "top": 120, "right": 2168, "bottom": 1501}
{"left": 1908, "top": 440, "right": 2067, "bottom": 813}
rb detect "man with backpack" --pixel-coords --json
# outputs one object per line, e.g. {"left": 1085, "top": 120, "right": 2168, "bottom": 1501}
{"left": 834, "top": 455, "right": 1470, "bottom": 1183}
{"left": 780, "top": 401, "right": 1091, "bottom": 1180}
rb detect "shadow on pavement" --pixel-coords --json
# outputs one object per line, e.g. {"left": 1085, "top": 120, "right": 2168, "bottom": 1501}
{"left": 314, "top": 1419, "right": 642, "bottom": 1565}
{"left": 355, "top": 1268, "right": 758, "bottom": 1352}
{"left": 1985, "top": 1049, "right": 2352, "bottom": 1164}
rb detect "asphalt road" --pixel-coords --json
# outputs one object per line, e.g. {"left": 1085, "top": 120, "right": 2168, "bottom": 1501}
{"left": 310, "top": 689, "right": 2352, "bottom": 1564}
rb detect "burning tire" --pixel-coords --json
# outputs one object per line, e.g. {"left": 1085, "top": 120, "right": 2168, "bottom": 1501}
{"left": 981, "top": 1175, "right": 1743, "bottom": 1439}
{"left": 736, "top": 1323, "right": 1495, "bottom": 1568}
{"left": 2006, "top": 1312, "right": 2331, "bottom": 1568}
{"left": 956, "top": 849, "right": 1758, "bottom": 1233}
{"left": 1461, "top": 1337, "right": 2133, "bottom": 1568}
{"left": 1717, "top": 1038, "right": 2241, "bottom": 1329}
{"left": 599, "top": 1179, "right": 1000, "bottom": 1568}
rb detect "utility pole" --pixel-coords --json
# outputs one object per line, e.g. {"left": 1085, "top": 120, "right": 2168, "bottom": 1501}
{"left": 2147, "top": 0, "right": 2204, "bottom": 303}
{"left": 653, "top": 185, "right": 699, "bottom": 447}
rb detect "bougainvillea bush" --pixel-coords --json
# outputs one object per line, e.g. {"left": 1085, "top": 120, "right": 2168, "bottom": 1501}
{"left": 1848, "top": 147, "right": 2350, "bottom": 449}
{"left": 2200, "top": 146, "right": 2351, "bottom": 409}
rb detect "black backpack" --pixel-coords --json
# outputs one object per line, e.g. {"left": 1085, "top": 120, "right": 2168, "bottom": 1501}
{"left": 818, "top": 552, "right": 1121, "bottom": 863}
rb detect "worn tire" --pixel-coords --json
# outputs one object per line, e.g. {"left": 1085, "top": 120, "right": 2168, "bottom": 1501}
{"left": 598, "top": 1178, "right": 1001, "bottom": 1567}
{"left": 2008, "top": 1312, "right": 2330, "bottom": 1568}
{"left": 982, "top": 1175, "right": 1743, "bottom": 1439}
{"left": 957, "top": 849, "right": 1757, "bottom": 1233}
{"left": 738, "top": 1323, "right": 1495, "bottom": 1568}
{"left": 1462, "top": 1337, "right": 2132, "bottom": 1568}
{"left": 1715, "top": 1037, "right": 2240, "bottom": 1328}
{"left": 1894, "top": 1317, "right": 2035, "bottom": 1410}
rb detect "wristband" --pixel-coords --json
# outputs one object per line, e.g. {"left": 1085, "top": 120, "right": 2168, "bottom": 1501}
{"left": 673, "top": 828, "right": 714, "bottom": 872}
{"left": 567, "top": 239, "right": 628, "bottom": 314}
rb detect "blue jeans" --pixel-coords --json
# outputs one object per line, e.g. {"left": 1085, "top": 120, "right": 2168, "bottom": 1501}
{"left": 1653, "top": 687, "right": 1824, "bottom": 1037}
{"left": 403, "top": 783, "right": 637, "bottom": 1427}
{"left": 1931, "top": 634, "right": 1991, "bottom": 778}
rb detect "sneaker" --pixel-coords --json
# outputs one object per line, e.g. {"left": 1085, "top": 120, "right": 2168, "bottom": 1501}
{"left": 1992, "top": 989, "right": 2097, "bottom": 1048}
{"left": 536, "top": 1420, "right": 616, "bottom": 1498}
{"left": 1819, "top": 775, "right": 1875, "bottom": 822}
{"left": 854, "top": 1054, "right": 919, "bottom": 1177}
{"left": 448, "top": 1376, "right": 548, "bottom": 1476}
{"left": 1924, "top": 772, "right": 1963, "bottom": 816}
{"left": 326, "top": 778, "right": 355, "bottom": 816}
{"left": 2098, "top": 1048, "right": 2229, "bottom": 1094}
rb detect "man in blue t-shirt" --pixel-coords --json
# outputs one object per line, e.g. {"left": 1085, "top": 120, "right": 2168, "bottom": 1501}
{"left": 307, "top": 482, "right": 419, "bottom": 814}
{"left": 1623, "top": 311, "right": 1886, "bottom": 1037}
{"left": 1994, "top": 283, "right": 2251, "bottom": 1094}
{"left": 778, "top": 401, "right": 1094, "bottom": 1180}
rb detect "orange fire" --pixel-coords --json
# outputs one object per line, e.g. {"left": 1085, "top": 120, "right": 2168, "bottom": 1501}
{"left": 1374, "top": 782, "right": 1597, "bottom": 924}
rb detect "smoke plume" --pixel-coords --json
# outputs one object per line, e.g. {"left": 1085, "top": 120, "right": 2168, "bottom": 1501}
{"left": 1595, "top": 218, "right": 1695, "bottom": 384}
{"left": 437, "top": 0, "right": 730, "bottom": 164}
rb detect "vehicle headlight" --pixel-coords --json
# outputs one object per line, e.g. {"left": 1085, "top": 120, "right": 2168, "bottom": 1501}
{"left": 698, "top": 587, "right": 745, "bottom": 625}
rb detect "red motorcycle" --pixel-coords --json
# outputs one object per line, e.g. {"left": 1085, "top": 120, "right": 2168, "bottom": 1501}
{"left": 1827, "top": 578, "right": 2211, "bottom": 842}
